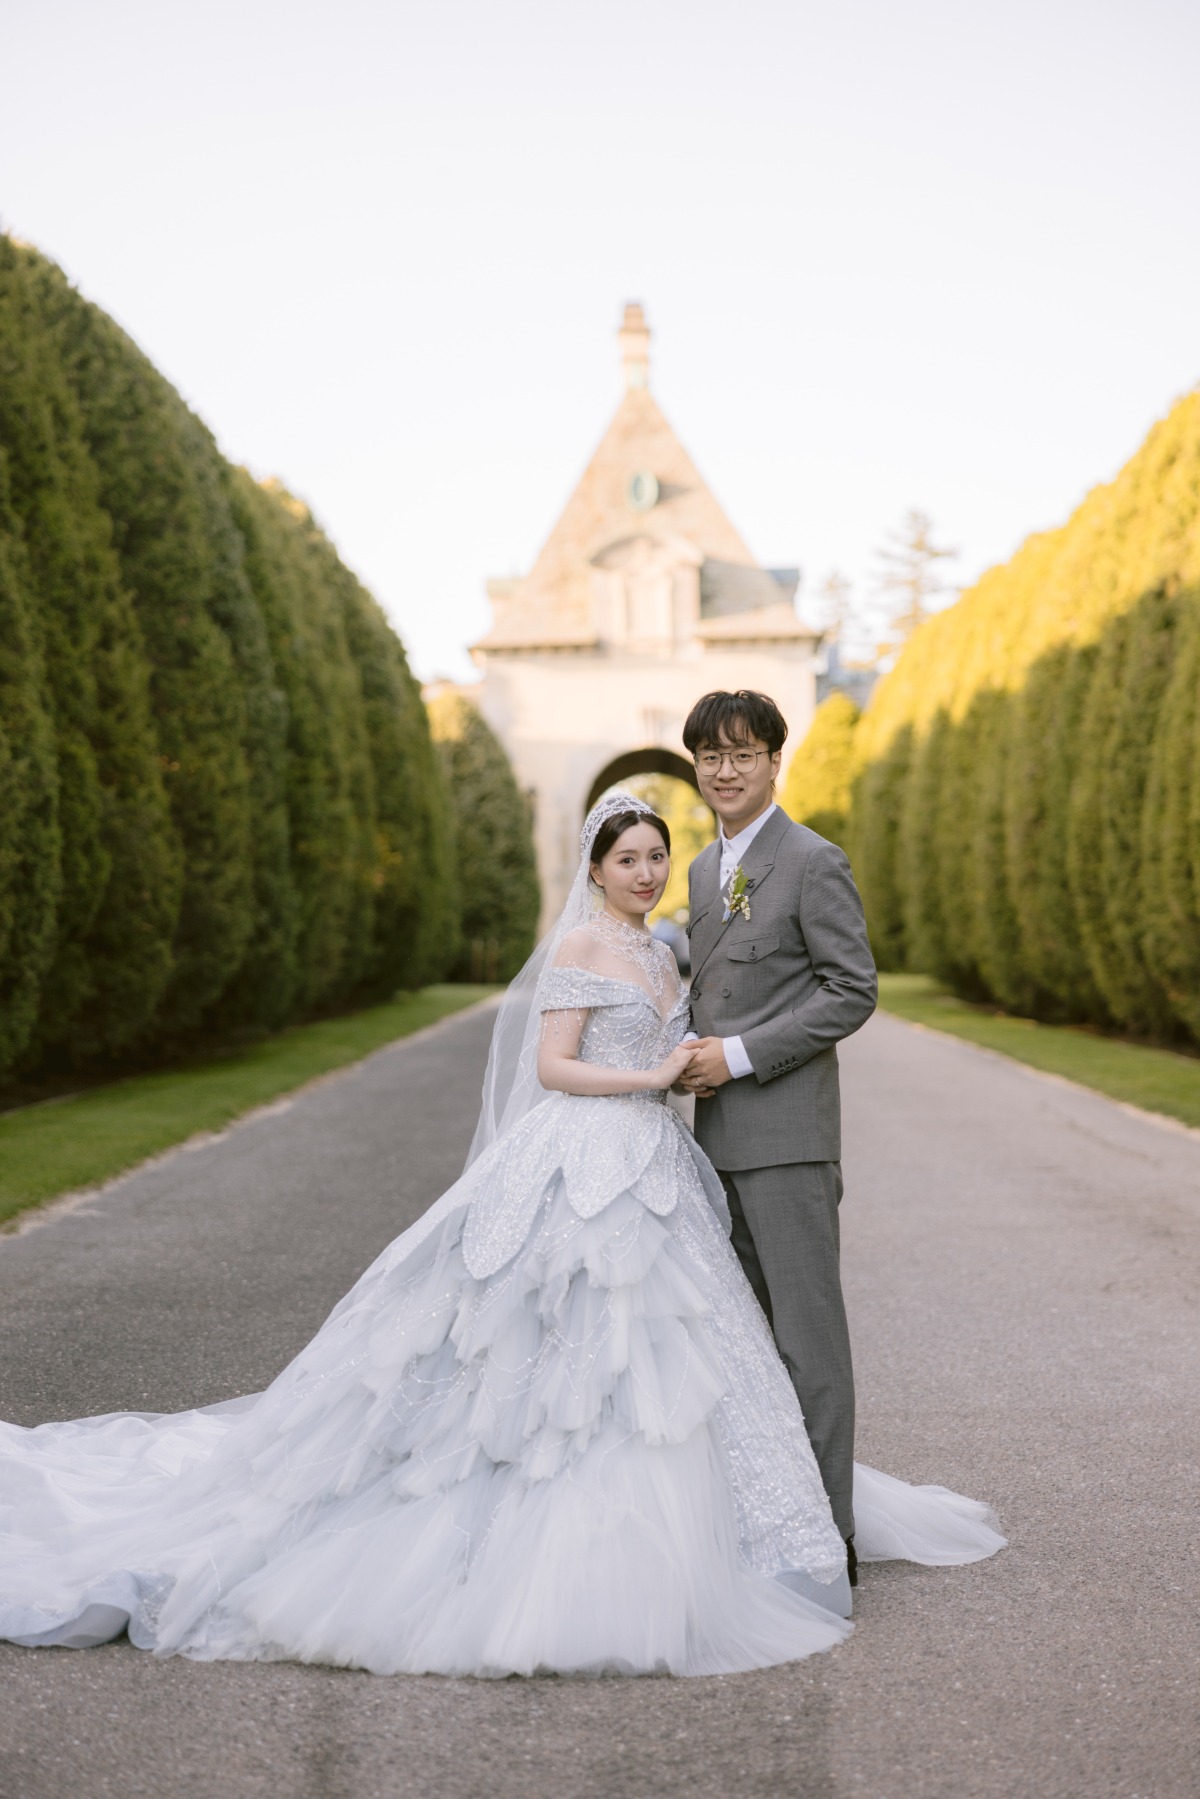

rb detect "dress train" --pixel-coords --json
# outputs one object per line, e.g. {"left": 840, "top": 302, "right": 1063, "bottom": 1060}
{"left": 0, "top": 1085, "right": 1004, "bottom": 1678}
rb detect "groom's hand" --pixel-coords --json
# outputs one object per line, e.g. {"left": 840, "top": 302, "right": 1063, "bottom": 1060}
{"left": 682, "top": 1037, "right": 733, "bottom": 1095}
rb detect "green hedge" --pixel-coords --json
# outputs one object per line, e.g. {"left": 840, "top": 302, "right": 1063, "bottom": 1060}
{"left": 845, "top": 388, "right": 1200, "bottom": 1045}
{"left": 426, "top": 689, "right": 537, "bottom": 982}
{"left": 780, "top": 691, "right": 859, "bottom": 853}
{"left": 0, "top": 237, "right": 464, "bottom": 1081}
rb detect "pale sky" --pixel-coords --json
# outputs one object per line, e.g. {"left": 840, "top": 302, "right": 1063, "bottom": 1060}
{"left": 3, "top": 0, "right": 1198, "bottom": 680}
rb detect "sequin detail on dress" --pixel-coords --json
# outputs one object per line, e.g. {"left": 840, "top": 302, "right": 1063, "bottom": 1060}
{"left": 585, "top": 912, "right": 676, "bottom": 1014}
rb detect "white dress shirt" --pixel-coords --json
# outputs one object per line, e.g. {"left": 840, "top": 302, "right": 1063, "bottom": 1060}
{"left": 718, "top": 802, "right": 777, "bottom": 900}
{"left": 686, "top": 804, "right": 777, "bottom": 1081}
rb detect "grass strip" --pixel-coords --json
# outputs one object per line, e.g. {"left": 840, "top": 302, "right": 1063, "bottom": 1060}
{"left": 0, "top": 986, "right": 497, "bottom": 1228}
{"left": 877, "top": 973, "right": 1200, "bottom": 1130}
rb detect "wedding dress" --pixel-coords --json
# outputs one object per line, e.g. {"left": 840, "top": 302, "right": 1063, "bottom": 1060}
{"left": 0, "top": 796, "right": 1004, "bottom": 1678}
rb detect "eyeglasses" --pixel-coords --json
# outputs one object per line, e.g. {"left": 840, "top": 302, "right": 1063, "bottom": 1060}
{"left": 694, "top": 748, "right": 770, "bottom": 774}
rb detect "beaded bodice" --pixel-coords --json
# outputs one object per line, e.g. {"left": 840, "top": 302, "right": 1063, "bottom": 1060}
{"left": 539, "top": 916, "right": 688, "bottom": 1082}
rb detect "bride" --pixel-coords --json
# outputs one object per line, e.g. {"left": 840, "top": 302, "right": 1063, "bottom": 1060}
{"left": 0, "top": 793, "right": 1003, "bottom": 1678}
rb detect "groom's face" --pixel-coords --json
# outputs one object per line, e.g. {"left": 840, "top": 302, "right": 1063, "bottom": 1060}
{"left": 694, "top": 731, "right": 780, "bottom": 833}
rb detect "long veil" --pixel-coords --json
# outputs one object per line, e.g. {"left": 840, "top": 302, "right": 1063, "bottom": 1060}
{"left": 464, "top": 789, "right": 657, "bottom": 1168}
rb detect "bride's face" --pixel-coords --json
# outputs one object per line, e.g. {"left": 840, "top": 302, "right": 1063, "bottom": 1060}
{"left": 592, "top": 823, "right": 670, "bottom": 922}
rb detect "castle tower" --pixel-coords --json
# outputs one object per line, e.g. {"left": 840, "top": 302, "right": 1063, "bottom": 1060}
{"left": 471, "top": 305, "right": 820, "bottom": 924}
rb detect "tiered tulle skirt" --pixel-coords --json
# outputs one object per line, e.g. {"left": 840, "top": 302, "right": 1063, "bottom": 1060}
{"left": 0, "top": 1094, "right": 1003, "bottom": 1676}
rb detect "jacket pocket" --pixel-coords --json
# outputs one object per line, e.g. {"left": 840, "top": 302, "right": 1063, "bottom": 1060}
{"left": 725, "top": 932, "right": 781, "bottom": 964}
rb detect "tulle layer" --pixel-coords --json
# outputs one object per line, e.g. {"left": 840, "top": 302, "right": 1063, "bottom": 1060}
{"left": 0, "top": 1099, "right": 1002, "bottom": 1677}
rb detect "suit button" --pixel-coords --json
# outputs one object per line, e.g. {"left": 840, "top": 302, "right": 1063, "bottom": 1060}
{"left": 692, "top": 986, "right": 701, "bottom": 998}
{"left": 721, "top": 986, "right": 731, "bottom": 998}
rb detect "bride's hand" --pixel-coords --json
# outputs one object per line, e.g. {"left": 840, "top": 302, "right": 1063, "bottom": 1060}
{"left": 648, "top": 1044, "right": 695, "bottom": 1091}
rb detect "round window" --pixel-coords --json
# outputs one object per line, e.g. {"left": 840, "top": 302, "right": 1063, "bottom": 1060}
{"left": 626, "top": 471, "right": 660, "bottom": 512}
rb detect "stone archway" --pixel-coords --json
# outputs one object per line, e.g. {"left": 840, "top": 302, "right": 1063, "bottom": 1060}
{"left": 585, "top": 746, "right": 702, "bottom": 816}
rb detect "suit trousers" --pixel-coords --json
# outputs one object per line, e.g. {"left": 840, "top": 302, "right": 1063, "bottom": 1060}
{"left": 718, "top": 1161, "right": 856, "bottom": 1540}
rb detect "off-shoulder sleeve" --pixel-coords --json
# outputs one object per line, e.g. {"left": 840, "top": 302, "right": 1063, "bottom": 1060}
{"left": 538, "top": 967, "right": 633, "bottom": 1013}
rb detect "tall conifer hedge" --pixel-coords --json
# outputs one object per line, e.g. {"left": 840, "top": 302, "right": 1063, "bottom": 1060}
{"left": 780, "top": 692, "right": 859, "bottom": 853}
{"left": 426, "top": 689, "right": 538, "bottom": 983}
{"left": 0, "top": 237, "right": 468, "bottom": 1082}
{"left": 844, "top": 388, "right": 1200, "bottom": 1045}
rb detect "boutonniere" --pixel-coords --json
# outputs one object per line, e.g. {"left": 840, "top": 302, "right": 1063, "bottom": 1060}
{"left": 724, "top": 864, "right": 752, "bottom": 923}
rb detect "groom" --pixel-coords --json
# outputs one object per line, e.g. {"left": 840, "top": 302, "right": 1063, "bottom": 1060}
{"left": 679, "top": 689, "right": 877, "bottom": 1573}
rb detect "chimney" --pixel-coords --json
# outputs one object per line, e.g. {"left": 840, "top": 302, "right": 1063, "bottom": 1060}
{"left": 618, "top": 302, "right": 650, "bottom": 391}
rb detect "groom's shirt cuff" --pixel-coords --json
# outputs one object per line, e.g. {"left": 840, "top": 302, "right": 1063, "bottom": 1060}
{"left": 721, "top": 1035, "right": 754, "bottom": 1079}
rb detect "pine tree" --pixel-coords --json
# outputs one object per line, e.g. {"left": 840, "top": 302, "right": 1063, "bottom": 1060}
{"left": 1058, "top": 592, "right": 1190, "bottom": 1041}
{"left": 1066, "top": 628, "right": 1132, "bottom": 1027}
{"left": 1007, "top": 643, "right": 1107, "bottom": 1019}
{"left": 966, "top": 688, "right": 1029, "bottom": 1009}
{"left": 24, "top": 251, "right": 260, "bottom": 1042}
{"left": 0, "top": 462, "right": 60, "bottom": 1075}
{"left": 339, "top": 572, "right": 459, "bottom": 995}
{"left": 226, "top": 473, "right": 379, "bottom": 1014}
{"left": 233, "top": 477, "right": 459, "bottom": 1007}
{"left": 781, "top": 692, "right": 860, "bottom": 853}
{"left": 848, "top": 725, "right": 914, "bottom": 970}
{"left": 427, "top": 689, "right": 539, "bottom": 983}
{"left": 187, "top": 440, "right": 294, "bottom": 1040}
{"left": 1140, "top": 590, "right": 1200, "bottom": 1036}
{"left": 0, "top": 240, "right": 179, "bottom": 1068}
{"left": 872, "top": 509, "right": 957, "bottom": 654}
{"left": 897, "top": 706, "right": 953, "bottom": 981}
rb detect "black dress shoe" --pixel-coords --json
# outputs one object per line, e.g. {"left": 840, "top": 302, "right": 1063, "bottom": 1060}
{"left": 845, "top": 1536, "right": 858, "bottom": 1587}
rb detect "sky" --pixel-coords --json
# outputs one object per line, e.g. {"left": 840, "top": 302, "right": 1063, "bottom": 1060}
{"left": 3, "top": 0, "right": 1199, "bottom": 680}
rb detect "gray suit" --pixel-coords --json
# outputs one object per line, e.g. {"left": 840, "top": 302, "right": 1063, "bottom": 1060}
{"left": 687, "top": 807, "right": 877, "bottom": 1538}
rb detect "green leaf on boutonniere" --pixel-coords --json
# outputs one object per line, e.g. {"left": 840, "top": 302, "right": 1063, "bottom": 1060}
{"left": 725, "top": 864, "right": 752, "bottom": 922}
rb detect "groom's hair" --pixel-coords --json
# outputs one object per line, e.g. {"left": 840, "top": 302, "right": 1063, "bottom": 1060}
{"left": 682, "top": 690, "right": 788, "bottom": 756}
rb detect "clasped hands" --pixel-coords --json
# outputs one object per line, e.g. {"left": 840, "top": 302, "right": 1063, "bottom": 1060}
{"left": 670, "top": 1036, "right": 733, "bottom": 1100}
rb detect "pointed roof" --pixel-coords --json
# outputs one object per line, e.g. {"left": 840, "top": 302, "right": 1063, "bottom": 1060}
{"left": 475, "top": 305, "right": 799, "bottom": 653}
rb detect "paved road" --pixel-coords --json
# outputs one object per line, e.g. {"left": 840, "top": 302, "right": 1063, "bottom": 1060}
{"left": 0, "top": 1003, "right": 1197, "bottom": 1799}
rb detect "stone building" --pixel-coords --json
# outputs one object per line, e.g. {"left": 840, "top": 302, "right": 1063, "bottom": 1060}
{"left": 471, "top": 304, "right": 821, "bottom": 924}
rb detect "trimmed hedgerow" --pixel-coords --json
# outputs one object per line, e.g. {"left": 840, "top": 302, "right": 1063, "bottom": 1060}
{"left": 427, "top": 689, "right": 538, "bottom": 984}
{"left": 0, "top": 237, "right": 474, "bottom": 1082}
{"left": 846, "top": 387, "right": 1200, "bottom": 1045}
{"left": 780, "top": 692, "right": 860, "bottom": 855}
{"left": 0, "top": 237, "right": 178, "bottom": 1073}
{"left": 1140, "top": 594, "right": 1200, "bottom": 1039}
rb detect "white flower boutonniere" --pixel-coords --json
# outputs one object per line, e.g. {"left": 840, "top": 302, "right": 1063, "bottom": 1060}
{"left": 724, "top": 863, "right": 752, "bottom": 923}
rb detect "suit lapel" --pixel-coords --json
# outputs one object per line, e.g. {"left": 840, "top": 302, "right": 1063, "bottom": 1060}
{"left": 689, "top": 807, "right": 789, "bottom": 982}
{"left": 686, "top": 840, "right": 723, "bottom": 970}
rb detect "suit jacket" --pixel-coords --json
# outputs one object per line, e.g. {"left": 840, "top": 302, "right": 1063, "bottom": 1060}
{"left": 686, "top": 808, "right": 877, "bottom": 1169}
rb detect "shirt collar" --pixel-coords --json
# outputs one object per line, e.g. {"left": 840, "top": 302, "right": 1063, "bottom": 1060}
{"left": 720, "top": 802, "right": 777, "bottom": 861}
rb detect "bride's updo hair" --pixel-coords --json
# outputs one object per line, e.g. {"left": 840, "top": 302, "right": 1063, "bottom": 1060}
{"left": 589, "top": 808, "right": 671, "bottom": 868}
